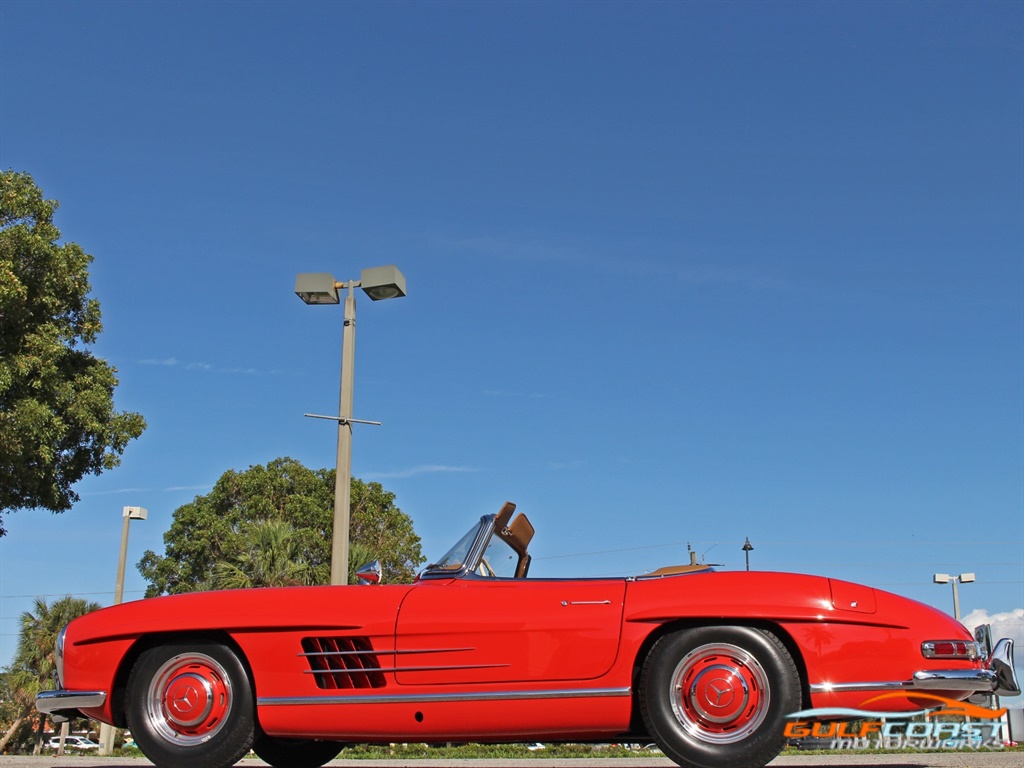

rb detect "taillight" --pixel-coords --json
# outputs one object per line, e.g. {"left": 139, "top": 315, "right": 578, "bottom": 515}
{"left": 922, "top": 640, "right": 982, "bottom": 659}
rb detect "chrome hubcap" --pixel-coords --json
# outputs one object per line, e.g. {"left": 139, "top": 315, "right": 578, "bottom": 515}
{"left": 146, "top": 652, "right": 232, "bottom": 745}
{"left": 670, "top": 642, "right": 770, "bottom": 744}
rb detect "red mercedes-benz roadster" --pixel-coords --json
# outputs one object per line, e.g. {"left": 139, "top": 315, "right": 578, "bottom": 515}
{"left": 38, "top": 503, "right": 1019, "bottom": 768}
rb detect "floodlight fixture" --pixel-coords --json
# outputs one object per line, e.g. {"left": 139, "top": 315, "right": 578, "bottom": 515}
{"left": 360, "top": 265, "right": 406, "bottom": 301}
{"left": 124, "top": 505, "right": 148, "bottom": 521}
{"left": 295, "top": 273, "right": 341, "bottom": 305}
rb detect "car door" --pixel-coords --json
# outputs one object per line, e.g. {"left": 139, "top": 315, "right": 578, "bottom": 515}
{"left": 394, "top": 577, "right": 626, "bottom": 686}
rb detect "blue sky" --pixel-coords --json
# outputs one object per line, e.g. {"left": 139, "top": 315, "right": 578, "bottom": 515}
{"left": 1, "top": 0, "right": 1021, "bottom": 679}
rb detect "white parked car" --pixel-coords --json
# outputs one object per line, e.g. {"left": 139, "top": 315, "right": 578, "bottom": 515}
{"left": 47, "top": 735, "right": 99, "bottom": 750}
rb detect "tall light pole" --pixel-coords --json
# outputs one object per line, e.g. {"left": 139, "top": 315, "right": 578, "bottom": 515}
{"left": 98, "top": 506, "right": 147, "bottom": 755}
{"left": 742, "top": 537, "right": 753, "bottom": 571}
{"left": 933, "top": 572, "right": 975, "bottom": 621}
{"left": 295, "top": 266, "right": 406, "bottom": 585}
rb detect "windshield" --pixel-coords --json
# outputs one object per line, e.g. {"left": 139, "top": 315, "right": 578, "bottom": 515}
{"left": 425, "top": 518, "right": 488, "bottom": 573}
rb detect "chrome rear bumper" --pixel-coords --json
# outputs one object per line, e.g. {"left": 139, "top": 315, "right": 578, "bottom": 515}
{"left": 810, "top": 637, "right": 1020, "bottom": 697}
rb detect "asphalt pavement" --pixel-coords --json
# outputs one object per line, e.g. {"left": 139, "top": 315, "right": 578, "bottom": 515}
{"left": 1, "top": 755, "right": 1022, "bottom": 768}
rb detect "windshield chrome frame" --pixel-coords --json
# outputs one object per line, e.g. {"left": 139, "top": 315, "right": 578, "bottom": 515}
{"left": 420, "top": 514, "right": 497, "bottom": 580}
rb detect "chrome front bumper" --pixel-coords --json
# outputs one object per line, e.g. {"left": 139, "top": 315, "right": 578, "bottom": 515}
{"left": 810, "top": 637, "right": 1020, "bottom": 697}
{"left": 35, "top": 689, "right": 106, "bottom": 723}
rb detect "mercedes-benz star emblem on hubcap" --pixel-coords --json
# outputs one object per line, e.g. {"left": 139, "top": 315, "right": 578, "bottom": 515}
{"left": 706, "top": 679, "right": 734, "bottom": 707}
{"left": 172, "top": 685, "right": 197, "bottom": 713}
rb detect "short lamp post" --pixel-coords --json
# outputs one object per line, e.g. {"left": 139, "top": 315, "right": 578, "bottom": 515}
{"left": 295, "top": 266, "right": 406, "bottom": 586}
{"left": 933, "top": 572, "right": 975, "bottom": 621}
{"left": 742, "top": 537, "right": 753, "bottom": 571}
{"left": 98, "top": 506, "right": 147, "bottom": 756}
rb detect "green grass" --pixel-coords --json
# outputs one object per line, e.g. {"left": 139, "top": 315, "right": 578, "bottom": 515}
{"left": 339, "top": 744, "right": 662, "bottom": 759}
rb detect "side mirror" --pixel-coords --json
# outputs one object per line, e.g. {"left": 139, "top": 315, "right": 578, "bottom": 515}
{"left": 355, "top": 560, "right": 381, "bottom": 585}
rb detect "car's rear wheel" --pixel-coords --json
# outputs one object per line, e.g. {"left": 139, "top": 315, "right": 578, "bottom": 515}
{"left": 126, "top": 641, "right": 254, "bottom": 768}
{"left": 253, "top": 733, "right": 344, "bottom": 768}
{"left": 640, "top": 626, "right": 800, "bottom": 768}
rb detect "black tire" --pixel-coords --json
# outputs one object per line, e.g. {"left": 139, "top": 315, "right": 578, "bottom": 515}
{"left": 253, "top": 733, "right": 344, "bottom": 768}
{"left": 126, "top": 641, "right": 255, "bottom": 768}
{"left": 639, "top": 626, "right": 801, "bottom": 768}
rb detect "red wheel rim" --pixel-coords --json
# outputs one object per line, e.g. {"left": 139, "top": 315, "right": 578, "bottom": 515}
{"left": 669, "top": 642, "right": 770, "bottom": 744}
{"left": 146, "top": 652, "right": 233, "bottom": 745}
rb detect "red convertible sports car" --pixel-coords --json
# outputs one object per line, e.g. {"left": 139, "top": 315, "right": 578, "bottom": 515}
{"left": 38, "top": 503, "right": 1019, "bottom": 768}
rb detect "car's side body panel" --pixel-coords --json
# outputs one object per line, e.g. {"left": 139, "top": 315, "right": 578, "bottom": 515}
{"left": 394, "top": 577, "right": 626, "bottom": 684}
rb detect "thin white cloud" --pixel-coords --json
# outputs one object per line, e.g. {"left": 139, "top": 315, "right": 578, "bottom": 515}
{"left": 80, "top": 487, "right": 151, "bottom": 496}
{"left": 441, "top": 235, "right": 790, "bottom": 292}
{"left": 549, "top": 460, "right": 586, "bottom": 471}
{"left": 137, "top": 358, "right": 280, "bottom": 375}
{"left": 483, "top": 389, "right": 548, "bottom": 399}
{"left": 81, "top": 483, "right": 215, "bottom": 496}
{"left": 363, "top": 465, "right": 479, "bottom": 480}
{"left": 443, "top": 236, "right": 580, "bottom": 266}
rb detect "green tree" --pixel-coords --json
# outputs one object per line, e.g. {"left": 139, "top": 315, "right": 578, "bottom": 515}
{"left": 211, "top": 519, "right": 325, "bottom": 589}
{"left": 0, "top": 668, "right": 38, "bottom": 754}
{"left": 0, "top": 596, "right": 100, "bottom": 753}
{"left": 138, "top": 457, "right": 424, "bottom": 595}
{"left": 0, "top": 171, "right": 146, "bottom": 535}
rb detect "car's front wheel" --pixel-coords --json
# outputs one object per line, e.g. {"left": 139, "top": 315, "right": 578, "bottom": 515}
{"left": 253, "top": 732, "right": 344, "bottom": 768}
{"left": 640, "top": 626, "right": 800, "bottom": 768}
{"left": 126, "top": 641, "right": 254, "bottom": 768}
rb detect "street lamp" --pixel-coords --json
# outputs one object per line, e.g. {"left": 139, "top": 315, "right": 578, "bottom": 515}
{"left": 933, "top": 572, "right": 975, "bottom": 621}
{"left": 295, "top": 265, "right": 406, "bottom": 586}
{"left": 98, "top": 506, "right": 147, "bottom": 755}
{"left": 742, "top": 537, "right": 753, "bottom": 571}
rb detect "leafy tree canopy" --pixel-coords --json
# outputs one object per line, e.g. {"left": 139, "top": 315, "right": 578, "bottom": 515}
{"left": 211, "top": 519, "right": 324, "bottom": 589}
{"left": 138, "top": 457, "right": 425, "bottom": 595}
{"left": 0, "top": 171, "right": 146, "bottom": 534}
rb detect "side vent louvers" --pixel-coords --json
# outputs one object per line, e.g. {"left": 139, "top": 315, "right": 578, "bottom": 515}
{"left": 301, "top": 637, "right": 386, "bottom": 689}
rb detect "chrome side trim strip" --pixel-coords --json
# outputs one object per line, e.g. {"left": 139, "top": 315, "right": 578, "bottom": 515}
{"left": 300, "top": 647, "right": 475, "bottom": 658}
{"left": 809, "top": 681, "right": 906, "bottom": 694}
{"left": 259, "top": 686, "right": 631, "bottom": 707}
{"left": 809, "top": 670, "right": 998, "bottom": 695}
{"left": 806, "top": 679, "right": 991, "bottom": 696}
{"left": 304, "top": 663, "right": 510, "bottom": 675}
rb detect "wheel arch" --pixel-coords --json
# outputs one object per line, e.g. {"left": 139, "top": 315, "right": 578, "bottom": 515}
{"left": 109, "top": 630, "right": 255, "bottom": 728}
{"left": 628, "top": 618, "right": 812, "bottom": 727}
